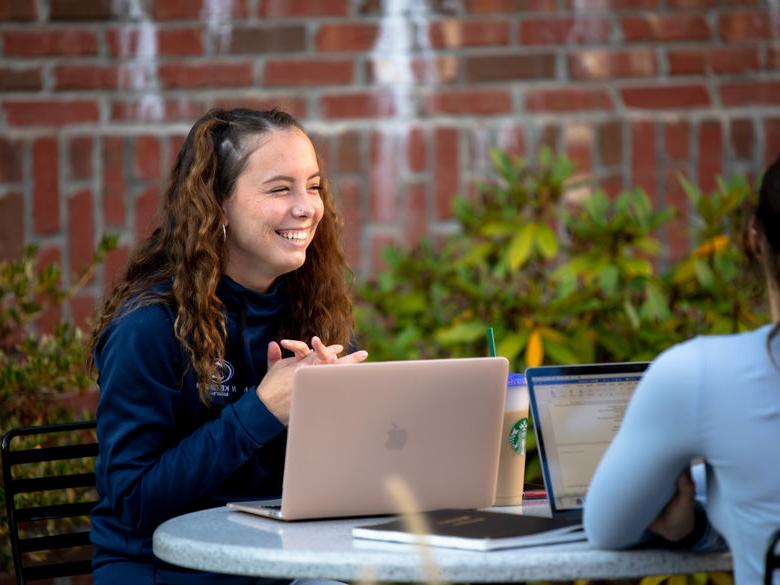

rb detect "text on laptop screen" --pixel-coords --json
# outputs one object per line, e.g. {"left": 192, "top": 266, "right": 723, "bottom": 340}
{"left": 531, "top": 371, "right": 644, "bottom": 512}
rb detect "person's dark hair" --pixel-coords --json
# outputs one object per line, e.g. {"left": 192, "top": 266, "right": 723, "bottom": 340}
{"left": 755, "top": 156, "right": 780, "bottom": 354}
{"left": 89, "top": 108, "right": 354, "bottom": 404}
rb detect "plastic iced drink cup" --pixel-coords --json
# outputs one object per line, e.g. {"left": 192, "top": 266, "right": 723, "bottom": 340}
{"left": 493, "top": 373, "right": 529, "bottom": 506}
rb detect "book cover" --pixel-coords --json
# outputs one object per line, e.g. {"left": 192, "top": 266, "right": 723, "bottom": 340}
{"left": 352, "top": 509, "right": 585, "bottom": 551}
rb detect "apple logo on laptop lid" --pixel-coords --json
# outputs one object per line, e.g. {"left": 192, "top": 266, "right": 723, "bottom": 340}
{"left": 385, "top": 423, "right": 408, "bottom": 450}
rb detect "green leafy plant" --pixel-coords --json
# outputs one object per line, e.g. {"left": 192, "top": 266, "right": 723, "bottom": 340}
{"left": 356, "top": 148, "right": 765, "bottom": 488}
{"left": 0, "top": 234, "right": 117, "bottom": 574}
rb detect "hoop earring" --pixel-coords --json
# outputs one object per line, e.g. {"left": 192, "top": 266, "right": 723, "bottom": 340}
{"left": 222, "top": 224, "right": 227, "bottom": 241}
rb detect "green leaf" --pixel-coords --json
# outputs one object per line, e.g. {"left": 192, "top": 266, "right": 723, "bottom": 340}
{"left": 435, "top": 321, "right": 487, "bottom": 345}
{"left": 694, "top": 259, "right": 715, "bottom": 288}
{"left": 534, "top": 224, "right": 559, "bottom": 259}
{"left": 496, "top": 331, "right": 529, "bottom": 361}
{"left": 624, "top": 299, "right": 641, "bottom": 330}
{"left": 506, "top": 224, "right": 536, "bottom": 270}
{"left": 544, "top": 339, "right": 580, "bottom": 365}
{"left": 598, "top": 264, "right": 620, "bottom": 295}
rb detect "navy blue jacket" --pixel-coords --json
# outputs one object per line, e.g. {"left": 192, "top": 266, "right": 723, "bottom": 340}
{"left": 91, "top": 276, "right": 288, "bottom": 584}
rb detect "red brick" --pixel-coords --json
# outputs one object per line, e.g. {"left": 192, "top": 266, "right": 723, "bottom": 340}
{"left": 698, "top": 120, "right": 722, "bottom": 194}
{"left": 68, "top": 189, "right": 94, "bottom": 273}
{"left": 668, "top": 47, "right": 759, "bottom": 75}
{"left": 769, "top": 48, "right": 780, "bottom": 70}
{"left": 537, "top": 124, "right": 561, "bottom": 153}
{"left": 228, "top": 25, "right": 305, "bottom": 54}
{"left": 622, "top": 15, "right": 710, "bottom": 41}
{"left": 568, "top": 49, "right": 657, "bottom": 80}
{"left": 719, "top": 11, "right": 773, "bottom": 40}
{"left": 599, "top": 174, "right": 625, "bottom": 199}
{"left": 111, "top": 98, "right": 207, "bottom": 123}
{"left": 598, "top": 120, "right": 623, "bottom": 167}
{"left": 3, "top": 100, "right": 99, "bottom": 127}
{"left": 368, "top": 56, "right": 459, "bottom": 85}
{"left": 68, "top": 136, "right": 94, "bottom": 180}
{"left": 35, "top": 247, "right": 63, "bottom": 334}
{"left": 0, "top": 0, "right": 36, "bottom": 20}
{"left": 369, "top": 131, "right": 401, "bottom": 222}
{"left": 336, "top": 178, "right": 361, "bottom": 269}
{"left": 159, "top": 62, "right": 253, "bottom": 89}
{"left": 261, "top": 0, "right": 348, "bottom": 16}
{"left": 720, "top": 81, "right": 780, "bottom": 106}
{"left": 264, "top": 59, "right": 353, "bottom": 87}
{"left": 564, "top": 125, "right": 594, "bottom": 173}
{"left": 405, "top": 183, "right": 429, "bottom": 245}
{"left": 429, "top": 20, "right": 510, "bottom": 48}
{"left": 70, "top": 294, "right": 97, "bottom": 330}
{"left": 463, "top": 53, "right": 556, "bottom": 82}
{"left": 54, "top": 64, "right": 118, "bottom": 90}
{"left": 133, "top": 136, "right": 162, "bottom": 180}
{"left": 0, "top": 66, "right": 42, "bottom": 91}
{"left": 337, "top": 131, "right": 362, "bottom": 174}
{"left": 730, "top": 119, "right": 754, "bottom": 161}
{"left": 408, "top": 127, "right": 428, "bottom": 173}
{"left": 670, "top": 0, "right": 757, "bottom": 6}
{"left": 104, "top": 245, "right": 129, "bottom": 293}
{"left": 321, "top": 93, "right": 395, "bottom": 119}
{"left": 50, "top": 0, "right": 113, "bottom": 20}
{"left": 665, "top": 122, "right": 690, "bottom": 163}
{"left": 520, "top": 17, "right": 612, "bottom": 44}
{"left": 764, "top": 119, "right": 780, "bottom": 167}
{"left": 426, "top": 89, "right": 513, "bottom": 115}
{"left": 621, "top": 85, "right": 710, "bottom": 109}
{"left": 3, "top": 30, "right": 98, "bottom": 56}
{"left": 631, "top": 121, "right": 657, "bottom": 196}
{"left": 0, "top": 138, "right": 24, "bottom": 182}
{"left": 32, "top": 138, "right": 60, "bottom": 235}
{"left": 465, "top": 0, "right": 557, "bottom": 11}
{"left": 435, "top": 127, "right": 459, "bottom": 219}
{"left": 525, "top": 88, "right": 613, "bottom": 112}
{"left": 102, "top": 136, "right": 126, "bottom": 227}
{"left": 316, "top": 24, "right": 378, "bottom": 52}
{"left": 211, "top": 96, "right": 308, "bottom": 119}
{"left": 152, "top": 0, "right": 202, "bottom": 20}
{"left": 106, "top": 27, "right": 202, "bottom": 57}
{"left": 135, "top": 186, "right": 161, "bottom": 241}
{"left": 0, "top": 192, "right": 24, "bottom": 261}
{"left": 565, "top": 0, "right": 658, "bottom": 8}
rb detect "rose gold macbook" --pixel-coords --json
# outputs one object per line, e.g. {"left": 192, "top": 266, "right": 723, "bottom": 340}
{"left": 227, "top": 356, "right": 509, "bottom": 521}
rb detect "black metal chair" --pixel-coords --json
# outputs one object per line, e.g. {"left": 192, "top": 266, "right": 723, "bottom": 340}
{"left": 767, "top": 527, "right": 780, "bottom": 585}
{"left": 1, "top": 420, "right": 98, "bottom": 584}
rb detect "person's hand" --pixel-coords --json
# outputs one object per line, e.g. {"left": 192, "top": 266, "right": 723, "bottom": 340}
{"left": 256, "top": 337, "right": 368, "bottom": 424}
{"left": 649, "top": 468, "right": 696, "bottom": 542}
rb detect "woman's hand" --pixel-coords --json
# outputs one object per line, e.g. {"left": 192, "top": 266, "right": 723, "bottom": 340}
{"left": 255, "top": 337, "right": 368, "bottom": 424}
{"left": 649, "top": 468, "right": 696, "bottom": 542}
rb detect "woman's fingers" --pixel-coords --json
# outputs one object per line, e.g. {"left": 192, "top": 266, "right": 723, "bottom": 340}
{"left": 337, "top": 350, "right": 369, "bottom": 364}
{"left": 280, "top": 339, "right": 312, "bottom": 359}
{"left": 311, "top": 336, "right": 342, "bottom": 363}
{"left": 266, "top": 341, "right": 283, "bottom": 369}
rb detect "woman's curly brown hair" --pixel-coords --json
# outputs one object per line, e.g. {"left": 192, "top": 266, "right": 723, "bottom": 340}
{"left": 89, "top": 108, "right": 354, "bottom": 404}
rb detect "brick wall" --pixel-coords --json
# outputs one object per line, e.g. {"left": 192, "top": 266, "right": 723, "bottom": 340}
{"left": 1, "top": 0, "right": 779, "bottom": 325}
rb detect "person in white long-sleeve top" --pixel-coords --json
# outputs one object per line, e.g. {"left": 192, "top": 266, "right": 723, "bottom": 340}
{"left": 585, "top": 156, "right": 780, "bottom": 585}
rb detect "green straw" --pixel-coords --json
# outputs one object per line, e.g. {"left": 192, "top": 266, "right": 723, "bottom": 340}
{"left": 486, "top": 327, "right": 497, "bottom": 357}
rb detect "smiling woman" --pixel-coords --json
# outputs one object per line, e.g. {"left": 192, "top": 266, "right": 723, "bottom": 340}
{"left": 85, "top": 108, "right": 367, "bottom": 585}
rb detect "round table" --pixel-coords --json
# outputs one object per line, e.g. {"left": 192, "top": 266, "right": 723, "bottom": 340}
{"left": 152, "top": 506, "right": 732, "bottom": 582}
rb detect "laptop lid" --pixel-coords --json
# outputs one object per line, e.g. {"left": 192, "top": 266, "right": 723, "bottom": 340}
{"left": 276, "top": 356, "right": 509, "bottom": 520}
{"left": 526, "top": 362, "right": 648, "bottom": 519}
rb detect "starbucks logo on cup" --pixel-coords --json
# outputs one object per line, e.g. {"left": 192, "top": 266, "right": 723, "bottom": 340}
{"left": 508, "top": 417, "right": 528, "bottom": 455}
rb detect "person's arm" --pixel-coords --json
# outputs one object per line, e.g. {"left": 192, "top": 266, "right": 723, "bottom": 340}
{"left": 95, "top": 304, "right": 285, "bottom": 530}
{"left": 583, "top": 339, "right": 704, "bottom": 549}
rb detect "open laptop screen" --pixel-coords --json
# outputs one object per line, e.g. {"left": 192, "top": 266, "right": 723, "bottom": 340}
{"left": 526, "top": 363, "right": 648, "bottom": 516}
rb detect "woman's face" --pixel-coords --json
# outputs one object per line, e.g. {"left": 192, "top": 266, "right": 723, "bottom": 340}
{"left": 222, "top": 128, "right": 324, "bottom": 292}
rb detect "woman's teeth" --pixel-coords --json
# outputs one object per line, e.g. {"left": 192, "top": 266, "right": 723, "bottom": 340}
{"left": 277, "top": 230, "right": 306, "bottom": 241}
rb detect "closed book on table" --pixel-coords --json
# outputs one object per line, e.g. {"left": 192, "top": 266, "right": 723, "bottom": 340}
{"left": 352, "top": 509, "right": 585, "bottom": 551}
